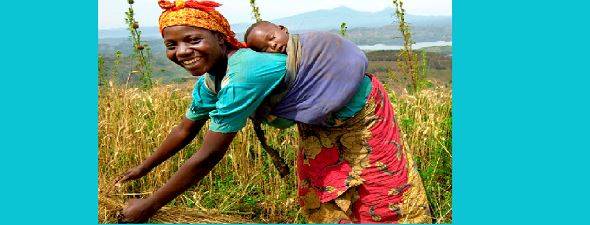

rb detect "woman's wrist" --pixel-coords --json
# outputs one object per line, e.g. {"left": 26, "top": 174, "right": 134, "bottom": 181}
{"left": 145, "top": 195, "right": 165, "bottom": 213}
{"left": 139, "top": 160, "right": 155, "bottom": 173}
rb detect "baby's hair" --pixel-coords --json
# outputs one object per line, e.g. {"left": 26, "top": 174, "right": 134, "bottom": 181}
{"left": 244, "top": 20, "right": 274, "bottom": 43}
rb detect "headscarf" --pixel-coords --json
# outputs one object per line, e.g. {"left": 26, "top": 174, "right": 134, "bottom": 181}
{"left": 158, "top": 0, "right": 246, "bottom": 49}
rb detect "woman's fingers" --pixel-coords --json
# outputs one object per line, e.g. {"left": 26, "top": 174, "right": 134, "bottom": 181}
{"left": 114, "top": 166, "right": 146, "bottom": 187}
{"left": 120, "top": 198, "right": 151, "bottom": 223}
{"left": 114, "top": 172, "right": 130, "bottom": 187}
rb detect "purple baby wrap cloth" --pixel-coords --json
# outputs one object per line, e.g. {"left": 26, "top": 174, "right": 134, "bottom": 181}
{"left": 270, "top": 32, "right": 368, "bottom": 126}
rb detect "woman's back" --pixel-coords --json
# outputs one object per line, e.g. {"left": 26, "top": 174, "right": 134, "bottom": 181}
{"left": 270, "top": 32, "right": 369, "bottom": 126}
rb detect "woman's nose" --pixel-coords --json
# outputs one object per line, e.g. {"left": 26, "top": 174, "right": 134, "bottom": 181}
{"left": 177, "top": 43, "right": 192, "bottom": 57}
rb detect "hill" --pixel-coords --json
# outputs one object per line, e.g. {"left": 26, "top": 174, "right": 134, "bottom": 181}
{"left": 98, "top": 6, "right": 452, "bottom": 86}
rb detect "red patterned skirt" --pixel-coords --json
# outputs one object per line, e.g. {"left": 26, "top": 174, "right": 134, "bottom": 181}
{"left": 296, "top": 74, "right": 432, "bottom": 223}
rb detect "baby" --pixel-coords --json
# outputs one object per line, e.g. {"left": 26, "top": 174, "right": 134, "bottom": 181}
{"left": 244, "top": 21, "right": 370, "bottom": 127}
{"left": 244, "top": 21, "right": 290, "bottom": 54}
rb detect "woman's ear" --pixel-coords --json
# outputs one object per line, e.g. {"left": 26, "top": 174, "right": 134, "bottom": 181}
{"left": 279, "top": 25, "right": 289, "bottom": 34}
{"left": 214, "top": 32, "right": 226, "bottom": 46}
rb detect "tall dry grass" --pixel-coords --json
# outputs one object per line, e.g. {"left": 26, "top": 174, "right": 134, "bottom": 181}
{"left": 390, "top": 87, "right": 452, "bottom": 223}
{"left": 98, "top": 81, "right": 451, "bottom": 223}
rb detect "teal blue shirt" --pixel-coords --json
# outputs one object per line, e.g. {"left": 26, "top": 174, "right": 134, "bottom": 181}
{"left": 185, "top": 49, "right": 287, "bottom": 133}
{"left": 334, "top": 75, "right": 372, "bottom": 119}
{"left": 185, "top": 48, "right": 372, "bottom": 132}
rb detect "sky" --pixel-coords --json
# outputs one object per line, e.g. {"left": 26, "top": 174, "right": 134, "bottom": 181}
{"left": 99, "top": 0, "right": 452, "bottom": 29}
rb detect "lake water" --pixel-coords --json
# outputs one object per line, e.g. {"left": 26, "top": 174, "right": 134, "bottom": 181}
{"left": 359, "top": 41, "right": 452, "bottom": 51}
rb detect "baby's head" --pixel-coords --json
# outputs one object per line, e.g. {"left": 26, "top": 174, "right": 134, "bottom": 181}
{"left": 244, "top": 21, "right": 289, "bottom": 54}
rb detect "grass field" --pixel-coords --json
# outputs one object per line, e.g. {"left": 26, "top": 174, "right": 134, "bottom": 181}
{"left": 98, "top": 75, "right": 452, "bottom": 223}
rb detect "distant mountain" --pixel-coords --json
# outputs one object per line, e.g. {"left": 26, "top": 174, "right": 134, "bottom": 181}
{"left": 234, "top": 6, "right": 450, "bottom": 33}
{"left": 99, "top": 6, "right": 451, "bottom": 39}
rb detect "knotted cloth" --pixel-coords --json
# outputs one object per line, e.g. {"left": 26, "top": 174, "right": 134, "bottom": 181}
{"left": 158, "top": 0, "right": 245, "bottom": 48}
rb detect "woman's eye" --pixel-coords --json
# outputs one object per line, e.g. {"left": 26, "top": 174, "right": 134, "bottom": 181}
{"left": 190, "top": 38, "right": 202, "bottom": 44}
{"left": 165, "top": 42, "right": 175, "bottom": 49}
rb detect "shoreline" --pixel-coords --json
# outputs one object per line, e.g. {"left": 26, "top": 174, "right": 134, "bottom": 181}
{"left": 359, "top": 41, "right": 452, "bottom": 51}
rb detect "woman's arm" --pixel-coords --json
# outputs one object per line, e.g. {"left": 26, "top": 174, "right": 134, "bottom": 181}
{"left": 115, "top": 117, "right": 207, "bottom": 184}
{"left": 120, "top": 130, "right": 237, "bottom": 223}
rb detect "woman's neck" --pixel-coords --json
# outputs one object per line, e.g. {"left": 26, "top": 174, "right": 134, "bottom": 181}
{"left": 208, "top": 48, "right": 238, "bottom": 77}
{"left": 227, "top": 48, "right": 237, "bottom": 58}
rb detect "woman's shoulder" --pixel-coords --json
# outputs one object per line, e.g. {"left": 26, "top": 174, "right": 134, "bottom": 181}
{"left": 230, "top": 48, "right": 286, "bottom": 65}
{"left": 228, "top": 49, "right": 287, "bottom": 80}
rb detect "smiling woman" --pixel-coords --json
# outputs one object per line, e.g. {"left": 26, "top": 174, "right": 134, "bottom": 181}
{"left": 115, "top": 0, "right": 431, "bottom": 223}
{"left": 163, "top": 26, "right": 228, "bottom": 77}
{"left": 114, "top": 1, "right": 289, "bottom": 222}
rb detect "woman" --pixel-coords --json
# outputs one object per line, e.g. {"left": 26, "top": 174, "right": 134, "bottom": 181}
{"left": 117, "top": 0, "right": 431, "bottom": 223}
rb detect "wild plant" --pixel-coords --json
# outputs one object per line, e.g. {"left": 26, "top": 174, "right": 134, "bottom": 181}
{"left": 249, "top": 0, "right": 262, "bottom": 22}
{"left": 98, "top": 55, "right": 106, "bottom": 87}
{"left": 392, "top": 0, "right": 426, "bottom": 93}
{"left": 339, "top": 22, "right": 348, "bottom": 37}
{"left": 124, "top": 0, "right": 153, "bottom": 89}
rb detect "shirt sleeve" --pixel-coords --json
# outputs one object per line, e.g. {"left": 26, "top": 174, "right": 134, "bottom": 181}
{"left": 208, "top": 51, "right": 287, "bottom": 133}
{"left": 185, "top": 76, "right": 217, "bottom": 121}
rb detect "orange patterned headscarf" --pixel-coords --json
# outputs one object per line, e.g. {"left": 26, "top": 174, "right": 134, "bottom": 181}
{"left": 158, "top": 0, "right": 246, "bottom": 48}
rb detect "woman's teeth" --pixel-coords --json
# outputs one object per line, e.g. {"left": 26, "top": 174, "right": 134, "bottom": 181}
{"left": 182, "top": 58, "right": 199, "bottom": 65}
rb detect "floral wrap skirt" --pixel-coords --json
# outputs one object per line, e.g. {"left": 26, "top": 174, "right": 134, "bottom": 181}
{"left": 296, "top": 74, "right": 432, "bottom": 223}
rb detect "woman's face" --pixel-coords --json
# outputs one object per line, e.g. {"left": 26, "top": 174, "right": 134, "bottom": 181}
{"left": 162, "top": 26, "right": 226, "bottom": 76}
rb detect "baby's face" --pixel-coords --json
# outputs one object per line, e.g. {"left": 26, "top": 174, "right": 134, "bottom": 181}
{"left": 246, "top": 23, "right": 289, "bottom": 54}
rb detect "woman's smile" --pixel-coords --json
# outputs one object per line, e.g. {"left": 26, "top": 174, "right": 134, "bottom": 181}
{"left": 181, "top": 57, "right": 201, "bottom": 68}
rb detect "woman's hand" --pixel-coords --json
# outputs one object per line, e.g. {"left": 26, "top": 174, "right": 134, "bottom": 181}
{"left": 114, "top": 118, "right": 206, "bottom": 187}
{"left": 119, "top": 198, "right": 157, "bottom": 223}
{"left": 115, "top": 165, "right": 149, "bottom": 186}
